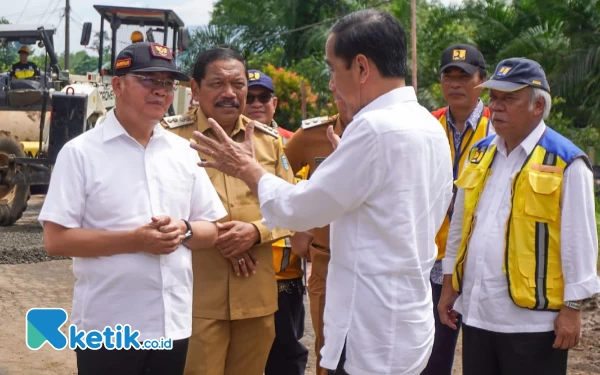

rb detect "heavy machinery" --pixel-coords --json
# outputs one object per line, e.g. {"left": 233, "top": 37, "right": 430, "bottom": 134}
{"left": 0, "top": 6, "right": 192, "bottom": 226}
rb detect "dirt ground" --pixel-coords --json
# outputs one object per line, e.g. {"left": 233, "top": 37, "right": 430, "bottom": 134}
{"left": 0, "top": 196, "right": 599, "bottom": 374}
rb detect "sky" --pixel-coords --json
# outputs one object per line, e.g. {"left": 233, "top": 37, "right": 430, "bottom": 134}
{"left": 3, "top": 0, "right": 462, "bottom": 57}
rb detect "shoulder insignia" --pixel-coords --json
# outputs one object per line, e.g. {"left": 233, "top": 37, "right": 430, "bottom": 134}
{"left": 161, "top": 113, "right": 196, "bottom": 129}
{"left": 252, "top": 121, "right": 279, "bottom": 138}
{"left": 301, "top": 115, "right": 336, "bottom": 130}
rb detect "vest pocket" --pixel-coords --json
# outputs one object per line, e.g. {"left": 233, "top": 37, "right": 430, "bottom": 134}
{"left": 455, "top": 167, "right": 484, "bottom": 211}
{"left": 524, "top": 171, "right": 562, "bottom": 222}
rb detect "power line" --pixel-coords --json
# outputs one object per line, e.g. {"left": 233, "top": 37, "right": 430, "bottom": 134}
{"left": 38, "top": 0, "right": 57, "bottom": 24}
{"left": 16, "top": 0, "right": 33, "bottom": 23}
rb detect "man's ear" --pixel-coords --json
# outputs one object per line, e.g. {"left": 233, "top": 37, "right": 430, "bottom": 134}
{"left": 356, "top": 54, "right": 370, "bottom": 84}
{"left": 112, "top": 76, "right": 122, "bottom": 95}
{"left": 191, "top": 79, "right": 201, "bottom": 102}
{"left": 273, "top": 96, "right": 278, "bottom": 109}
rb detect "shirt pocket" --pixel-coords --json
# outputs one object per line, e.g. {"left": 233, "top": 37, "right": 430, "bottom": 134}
{"left": 524, "top": 170, "right": 562, "bottom": 222}
{"left": 155, "top": 176, "right": 194, "bottom": 218}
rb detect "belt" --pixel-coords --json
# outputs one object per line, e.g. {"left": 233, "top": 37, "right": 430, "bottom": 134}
{"left": 277, "top": 277, "right": 305, "bottom": 295}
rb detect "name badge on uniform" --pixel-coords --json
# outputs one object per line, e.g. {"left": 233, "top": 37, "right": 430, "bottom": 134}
{"left": 281, "top": 154, "right": 290, "bottom": 171}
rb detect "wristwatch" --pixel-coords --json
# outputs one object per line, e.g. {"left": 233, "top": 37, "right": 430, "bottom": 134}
{"left": 564, "top": 301, "right": 581, "bottom": 311}
{"left": 181, "top": 219, "right": 193, "bottom": 244}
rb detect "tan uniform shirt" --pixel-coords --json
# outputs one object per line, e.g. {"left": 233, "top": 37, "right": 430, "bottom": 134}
{"left": 283, "top": 115, "right": 345, "bottom": 251}
{"left": 162, "top": 108, "right": 295, "bottom": 320}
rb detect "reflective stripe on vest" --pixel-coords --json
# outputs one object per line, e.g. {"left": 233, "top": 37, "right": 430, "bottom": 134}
{"left": 452, "top": 128, "right": 591, "bottom": 311}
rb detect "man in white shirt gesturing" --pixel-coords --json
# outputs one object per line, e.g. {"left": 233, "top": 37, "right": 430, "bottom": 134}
{"left": 189, "top": 10, "right": 454, "bottom": 375}
{"left": 39, "top": 42, "right": 227, "bottom": 375}
{"left": 438, "top": 57, "right": 600, "bottom": 375}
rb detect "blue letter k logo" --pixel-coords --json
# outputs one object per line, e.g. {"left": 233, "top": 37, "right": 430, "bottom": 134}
{"left": 26, "top": 308, "right": 68, "bottom": 350}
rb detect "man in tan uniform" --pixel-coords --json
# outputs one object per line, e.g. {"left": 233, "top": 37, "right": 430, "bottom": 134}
{"left": 162, "top": 47, "right": 295, "bottom": 375}
{"left": 283, "top": 94, "right": 351, "bottom": 375}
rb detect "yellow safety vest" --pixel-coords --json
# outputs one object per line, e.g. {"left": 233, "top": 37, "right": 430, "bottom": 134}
{"left": 431, "top": 106, "right": 492, "bottom": 260}
{"left": 452, "top": 127, "right": 591, "bottom": 311}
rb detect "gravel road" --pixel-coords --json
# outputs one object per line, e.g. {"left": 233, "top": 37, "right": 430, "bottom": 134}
{"left": 0, "top": 195, "right": 598, "bottom": 374}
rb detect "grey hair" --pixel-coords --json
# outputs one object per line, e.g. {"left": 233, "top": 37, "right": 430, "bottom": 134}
{"left": 529, "top": 87, "right": 552, "bottom": 119}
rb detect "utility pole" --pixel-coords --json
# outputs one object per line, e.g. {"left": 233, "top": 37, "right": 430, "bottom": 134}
{"left": 65, "top": 0, "right": 70, "bottom": 70}
{"left": 411, "top": 0, "right": 417, "bottom": 92}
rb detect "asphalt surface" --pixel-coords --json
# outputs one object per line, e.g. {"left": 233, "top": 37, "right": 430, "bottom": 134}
{"left": 0, "top": 196, "right": 63, "bottom": 264}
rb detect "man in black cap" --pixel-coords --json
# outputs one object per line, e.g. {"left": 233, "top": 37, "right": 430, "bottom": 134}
{"left": 424, "top": 43, "right": 492, "bottom": 375}
{"left": 439, "top": 57, "right": 600, "bottom": 374}
{"left": 39, "top": 42, "right": 227, "bottom": 375}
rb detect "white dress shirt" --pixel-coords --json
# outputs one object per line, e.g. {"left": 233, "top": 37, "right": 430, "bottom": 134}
{"left": 443, "top": 121, "right": 600, "bottom": 333}
{"left": 258, "top": 87, "right": 453, "bottom": 375}
{"left": 39, "top": 109, "right": 227, "bottom": 341}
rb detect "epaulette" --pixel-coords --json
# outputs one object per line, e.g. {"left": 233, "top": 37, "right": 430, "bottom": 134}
{"left": 301, "top": 115, "right": 336, "bottom": 130}
{"left": 161, "top": 113, "right": 196, "bottom": 129}
{"left": 251, "top": 121, "right": 279, "bottom": 138}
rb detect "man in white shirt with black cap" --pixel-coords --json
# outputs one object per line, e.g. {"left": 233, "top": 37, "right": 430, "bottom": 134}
{"left": 39, "top": 42, "right": 227, "bottom": 375}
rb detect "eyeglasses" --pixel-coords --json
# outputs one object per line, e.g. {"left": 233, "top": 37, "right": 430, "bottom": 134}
{"left": 126, "top": 74, "right": 180, "bottom": 92}
{"left": 247, "top": 93, "right": 273, "bottom": 104}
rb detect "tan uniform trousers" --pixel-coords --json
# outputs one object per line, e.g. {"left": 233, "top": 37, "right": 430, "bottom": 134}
{"left": 185, "top": 314, "right": 275, "bottom": 375}
{"left": 307, "top": 245, "right": 331, "bottom": 375}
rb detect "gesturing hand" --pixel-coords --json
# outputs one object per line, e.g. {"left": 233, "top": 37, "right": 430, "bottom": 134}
{"left": 190, "top": 118, "right": 256, "bottom": 178}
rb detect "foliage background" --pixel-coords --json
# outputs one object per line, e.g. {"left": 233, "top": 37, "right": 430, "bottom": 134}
{"left": 2, "top": 1, "right": 600, "bottom": 145}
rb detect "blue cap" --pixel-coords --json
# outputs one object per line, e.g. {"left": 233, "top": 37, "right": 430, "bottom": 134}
{"left": 248, "top": 70, "right": 274, "bottom": 93}
{"left": 477, "top": 57, "right": 550, "bottom": 93}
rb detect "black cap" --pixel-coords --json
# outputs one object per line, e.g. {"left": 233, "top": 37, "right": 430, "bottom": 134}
{"left": 476, "top": 57, "right": 550, "bottom": 93}
{"left": 113, "top": 42, "right": 189, "bottom": 82}
{"left": 439, "top": 44, "right": 486, "bottom": 75}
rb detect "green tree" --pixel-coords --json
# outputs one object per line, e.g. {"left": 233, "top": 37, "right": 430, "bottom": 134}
{"left": 0, "top": 17, "right": 18, "bottom": 72}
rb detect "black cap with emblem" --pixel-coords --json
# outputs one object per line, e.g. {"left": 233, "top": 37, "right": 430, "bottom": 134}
{"left": 439, "top": 43, "right": 486, "bottom": 76}
{"left": 113, "top": 42, "right": 190, "bottom": 82}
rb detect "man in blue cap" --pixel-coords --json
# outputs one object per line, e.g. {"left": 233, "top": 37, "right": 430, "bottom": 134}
{"left": 438, "top": 57, "right": 600, "bottom": 374}
{"left": 243, "top": 69, "right": 309, "bottom": 375}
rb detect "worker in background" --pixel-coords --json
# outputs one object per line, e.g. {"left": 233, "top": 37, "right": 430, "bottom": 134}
{"left": 11, "top": 45, "right": 39, "bottom": 79}
{"left": 423, "top": 43, "right": 491, "bottom": 375}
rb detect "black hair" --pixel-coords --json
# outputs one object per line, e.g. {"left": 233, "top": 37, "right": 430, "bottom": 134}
{"left": 192, "top": 46, "right": 247, "bottom": 83}
{"left": 330, "top": 9, "right": 407, "bottom": 78}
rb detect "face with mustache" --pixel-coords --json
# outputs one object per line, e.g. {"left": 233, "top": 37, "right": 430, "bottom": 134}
{"left": 113, "top": 72, "right": 175, "bottom": 124}
{"left": 440, "top": 67, "right": 484, "bottom": 112}
{"left": 193, "top": 59, "right": 248, "bottom": 129}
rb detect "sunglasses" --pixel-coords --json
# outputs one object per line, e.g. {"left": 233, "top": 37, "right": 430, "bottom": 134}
{"left": 247, "top": 93, "right": 273, "bottom": 104}
{"left": 126, "top": 74, "right": 180, "bottom": 92}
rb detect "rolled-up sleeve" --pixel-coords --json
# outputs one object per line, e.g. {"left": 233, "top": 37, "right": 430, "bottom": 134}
{"left": 561, "top": 158, "right": 600, "bottom": 301}
{"left": 257, "top": 119, "right": 380, "bottom": 232}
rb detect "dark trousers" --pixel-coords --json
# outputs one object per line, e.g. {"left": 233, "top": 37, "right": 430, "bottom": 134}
{"left": 421, "top": 281, "right": 462, "bottom": 375}
{"left": 75, "top": 338, "right": 189, "bottom": 375}
{"left": 327, "top": 343, "right": 349, "bottom": 375}
{"left": 265, "top": 278, "right": 309, "bottom": 375}
{"left": 462, "top": 324, "right": 568, "bottom": 375}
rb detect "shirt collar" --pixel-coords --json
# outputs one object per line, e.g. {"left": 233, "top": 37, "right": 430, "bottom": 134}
{"left": 355, "top": 86, "right": 418, "bottom": 118}
{"left": 447, "top": 99, "right": 484, "bottom": 132}
{"left": 493, "top": 120, "right": 546, "bottom": 156}
{"left": 102, "top": 108, "right": 165, "bottom": 143}
{"left": 195, "top": 107, "right": 249, "bottom": 137}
